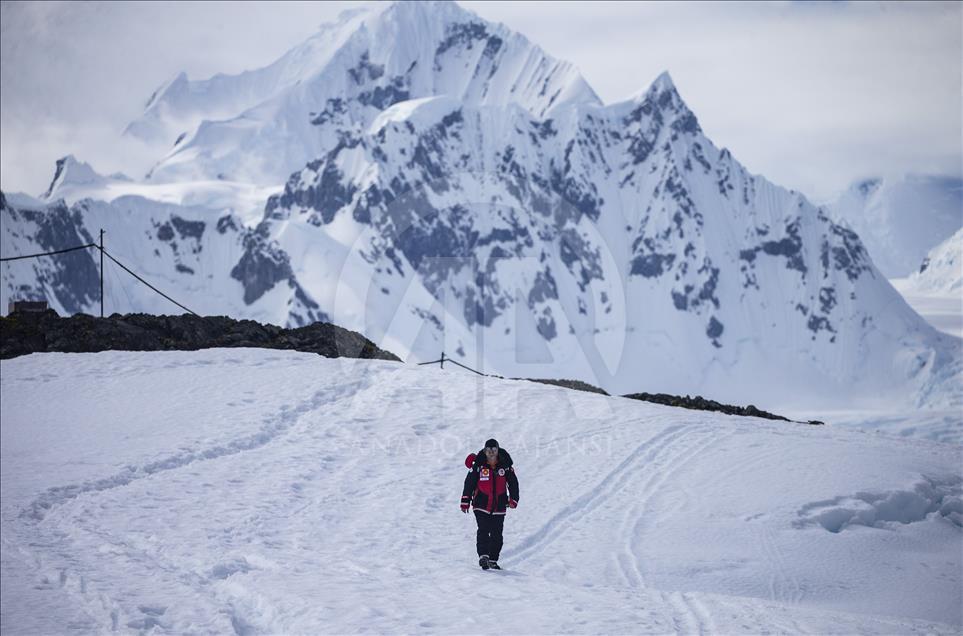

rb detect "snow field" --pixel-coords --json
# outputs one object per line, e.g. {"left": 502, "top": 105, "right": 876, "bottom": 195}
{"left": 1, "top": 349, "right": 960, "bottom": 633}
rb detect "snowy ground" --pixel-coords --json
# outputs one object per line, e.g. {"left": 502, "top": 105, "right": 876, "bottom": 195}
{"left": 2, "top": 349, "right": 961, "bottom": 634}
{"left": 891, "top": 277, "right": 962, "bottom": 338}
{"left": 783, "top": 406, "right": 963, "bottom": 447}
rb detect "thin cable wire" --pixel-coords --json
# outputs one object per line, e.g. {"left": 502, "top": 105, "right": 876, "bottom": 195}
{"left": 418, "top": 354, "right": 487, "bottom": 376}
{"left": 446, "top": 357, "right": 487, "bottom": 376}
{"left": 101, "top": 248, "right": 198, "bottom": 316}
{"left": 0, "top": 243, "right": 96, "bottom": 262}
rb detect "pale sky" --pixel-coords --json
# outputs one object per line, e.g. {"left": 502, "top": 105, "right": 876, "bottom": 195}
{"left": 1, "top": 0, "right": 960, "bottom": 201}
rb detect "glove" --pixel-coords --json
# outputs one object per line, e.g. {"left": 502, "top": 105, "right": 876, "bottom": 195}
{"left": 461, "top": 496, "right": 470, "bottom": 513}
{"left": 509, "top": 499, "right": 518, "bottom": 509}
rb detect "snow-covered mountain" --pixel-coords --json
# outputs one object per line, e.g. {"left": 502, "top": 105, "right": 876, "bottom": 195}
{"left": 889, "top": 228, "right": 962, "bottom": 339}
{"left": 0, "top": 191, "right": 325, "bottom": 327}
{"left": 907, "top": 228, "right": 962, "bottom": 295}
{"left": 251, "top": 73, "right": 960, "bottom": 409}
{"left": 123, "top": 1, "right": 599, "bottom": 186}
{"left": 828, "top": 174, "right": 962, "bottom": 278}
{"left": 37, "top": 155, "right": 277, "bottom": 223}
{"left": 2, "top": 1, "right": 960, "bottom": 411}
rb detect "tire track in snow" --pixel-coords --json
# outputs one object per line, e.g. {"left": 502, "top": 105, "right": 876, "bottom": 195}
{"left": 699, "top": 432, "right": 807, "bottom": 605}
{"left": 615, "top": 426, "right": 707, "bottom": 587}
{"left": 620, "top": 426, "right": 723, "bottom": 587}
{"left": 615, "top": 551, "right": 638, "bottom": 589}
{"left": 662, "top": 590, "right": 701, "bottom": 635}
{"left": 756, "top": 527, "right": 783, "bottom": 604}
{"left": 757, "top": 525, "right": 804, "bottom": 605}
{"left": 21, "top": 377, "right": 369, "bottom": 521}
{"left": 658, "top": 589, "right": 719, "bottom": 636}
{"left": 503, "top": 423, "right": 691, "bottom": 565}
{"left": 626, "top": 430, "right": 722, "bottom": 634}
{"left": 683, "top": 591, "right": 718, "bottom": 635}
{"left": 617, "top": 425, "right": 732, "bottom": 633}
{"left": 15, "top": 376, "right": 377, "bottom": 633}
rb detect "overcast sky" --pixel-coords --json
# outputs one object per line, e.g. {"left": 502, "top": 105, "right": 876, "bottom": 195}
{"left": 1, "top": 0, "right": 960, "bottom": 201}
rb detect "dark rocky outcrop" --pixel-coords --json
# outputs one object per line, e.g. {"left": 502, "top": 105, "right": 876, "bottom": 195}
{"left": 421, "top": 359, "right": 815, "bottom": 423}
{"left": 0, "top": 310, "right": 400, "bottom": 362}
{"left": 523, "top": 381, "right": 820, "bottom": 424}
{"left": 623, "top": 391, "right": 823, "bottom": 425}
{"left": 524, "top": 378, "right": 609, "bottom": 395}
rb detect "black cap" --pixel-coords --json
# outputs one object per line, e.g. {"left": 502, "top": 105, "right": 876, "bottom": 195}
{"left": 485, "top": 438, "right": 499, "bottom": 449}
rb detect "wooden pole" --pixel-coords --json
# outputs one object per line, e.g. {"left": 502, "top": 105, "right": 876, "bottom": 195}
{"left": 99, "top": 229, "right": 104, "bottom": 318}
{"left": 440, "top": 351, "right": 445, "bottom": 369}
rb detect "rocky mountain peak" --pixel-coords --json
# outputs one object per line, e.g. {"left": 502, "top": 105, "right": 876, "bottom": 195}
{"left": 42, "top": 155, "right": 104, "bottom": 200}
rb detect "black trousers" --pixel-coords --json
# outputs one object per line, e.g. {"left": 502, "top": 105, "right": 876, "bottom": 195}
{"left": 474, "top": 510, "right": 505, "bottom": 560}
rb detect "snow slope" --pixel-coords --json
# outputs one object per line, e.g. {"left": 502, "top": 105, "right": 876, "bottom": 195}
{"left": 829, "top": 174, "right": 962, "bottom": 278}
{"left": 2, "top": 349, "right": 961, "bottom": 633}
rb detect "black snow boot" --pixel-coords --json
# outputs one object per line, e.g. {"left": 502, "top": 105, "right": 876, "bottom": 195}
{"left": 479, "top": 555, "right": 491, "bottom": 570}
{"left": 488, "top": 560, "right": 501, "bottom": 570}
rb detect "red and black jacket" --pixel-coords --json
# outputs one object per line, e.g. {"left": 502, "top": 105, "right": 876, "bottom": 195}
{"left": 461, "top": 448, "right": 519, "bottom": 515}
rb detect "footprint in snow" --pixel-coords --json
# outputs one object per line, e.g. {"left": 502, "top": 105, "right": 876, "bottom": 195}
{"left": 210, "top": 558, "right": 254, "bottom": 580}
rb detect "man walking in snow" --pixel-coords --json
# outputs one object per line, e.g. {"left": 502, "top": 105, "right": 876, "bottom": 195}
{"left": 461, "top": 438, "right": 519, "bottom": 570}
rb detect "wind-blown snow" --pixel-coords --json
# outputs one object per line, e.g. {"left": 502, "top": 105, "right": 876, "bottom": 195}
{"left": 1, "top": 349, "right": 961, "bottom": 633}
